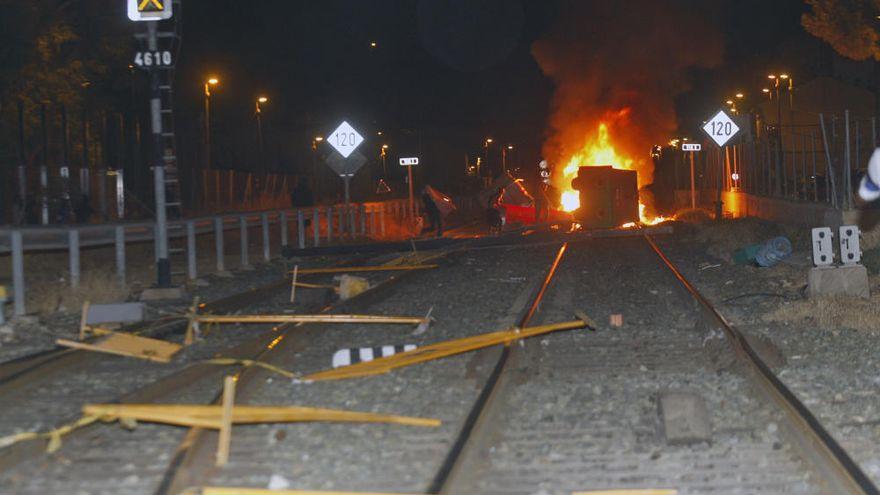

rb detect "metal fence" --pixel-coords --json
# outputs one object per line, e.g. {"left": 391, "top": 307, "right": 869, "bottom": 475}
{"left": 698, "top": 111, "right": 876, "bottom": 211}
{"left": 0, "top": 198, "right": 420, "bottom": 317}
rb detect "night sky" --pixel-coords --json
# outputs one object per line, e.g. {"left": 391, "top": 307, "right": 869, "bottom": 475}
{"left": 157, "top": 0, "right": 844, "bottom": 190}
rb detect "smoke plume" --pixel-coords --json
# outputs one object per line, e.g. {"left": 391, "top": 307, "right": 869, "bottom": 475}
{"left": 532, "top": 0, "right": 723, "bottom": 186}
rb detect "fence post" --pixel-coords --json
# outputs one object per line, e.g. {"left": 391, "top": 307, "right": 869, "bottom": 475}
{"left": 214, "top": 216, "right": 225, "bottom": 272}
{"left": 360, "top": 205, "right": 367, "bottom": 236}
{"left": 845, "top": 110, "right": 852, "bottom": 210}
{"left": 297, "top": 210, "right": 305, "bottom": 249}
{"left": 11, "top": 231, "right": 25, "bottom": 316}
{"left": 811, "top": 132, "right": 818, "bottom": 202}
{"left": 337, "top": 205, "right": 345, "bottom": 236}
{"left": 68, "top": 229, "right": 80, "bottom": 288}
{"left": 327, "top": 206, "right": 333, "bottom": 243}
{"left": 380, "top": 203, "right": 386, "bottom": 237}
{"left": 313, "top": 208, "right": 320, "bottom": 246}
{"left": 115, "top": 225, "right": 126, "bottom": 286}
{"left": 280, "top": 211, "right": 289, "bottom": 251}
{"left": 240, "top": 215, "right": 250, "bottom": 268}
{"left": 369, "top": 206, "right": 376, "bottom": 237}
{"left": 261, "top": 212, "right": 270, "bottom": 261}
{"left": 186, "top": 220, "right": 197, "bottom": 280}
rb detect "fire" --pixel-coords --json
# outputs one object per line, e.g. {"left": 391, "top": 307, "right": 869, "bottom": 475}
{"left": 556, "top": 117, "right": 667, "bottom": 225}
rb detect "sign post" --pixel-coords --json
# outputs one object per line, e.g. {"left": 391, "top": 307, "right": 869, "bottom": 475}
{"left": 400, "top": 157, "right": 419, "bottom": 218}
{"left": 129, "top": 0, "right": 174, "bottom": 286}
{"left": 325, "top": 121, "right": 366, "bottom": 233}
{"left": 681, "top": 142, "right": 701, "bottom": 209}
{"left": 701, "top": 109, "right": 741, "bottom": 221}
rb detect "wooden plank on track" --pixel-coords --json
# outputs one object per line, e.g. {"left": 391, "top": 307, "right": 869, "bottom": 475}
{"left": 56, "top": 333, "right": 181, "bottom": 363}
{"left": 196, "top": 488, "right": 424, "bottom": 495}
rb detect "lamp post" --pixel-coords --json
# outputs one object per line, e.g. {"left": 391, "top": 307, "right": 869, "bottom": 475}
{"left": 483, "top": 138, "right": 493, "bottom": 177}
{"left": 311, "top": 135, "right": 323, "bottom": 200}
{"left": 381, "top": 144, "right": 389, "bottom": 176}
{"left": 204, "top": 77, "right": 218, "bottom": 170}
{"left": 255, "top": 96, "right": 268, "bottom": 174}
{"left": 502, "top": 144, "right": 514, "bottom": 173}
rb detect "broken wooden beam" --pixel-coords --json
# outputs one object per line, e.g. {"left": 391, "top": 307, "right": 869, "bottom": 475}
{"left": 82, "top": 404, "right": 441, "bottom": 429}
{"left": 303, "top": 319, "right": 588, "bottom": 381}
{"left": 194, "top": 314, "right": 427, "bottom": 325}
{"left": 57, "top": 332, "right": 181, "bottom": 363}
{"left": 291, "top": 264, "right": 438, "bottom": 275}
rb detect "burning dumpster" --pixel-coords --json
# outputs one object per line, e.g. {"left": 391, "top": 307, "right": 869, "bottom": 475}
{"left": 570, "top": 166, "right": 638, "bottom": 228}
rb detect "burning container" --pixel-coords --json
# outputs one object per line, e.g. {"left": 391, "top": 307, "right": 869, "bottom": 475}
{"left": 570, "top": 166, "right": 638, "bottom": 228}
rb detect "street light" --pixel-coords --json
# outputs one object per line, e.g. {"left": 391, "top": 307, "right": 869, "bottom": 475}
{"left": 380, "top": 144, "right": 389, "bottom": 175}
{"left": 483, "top": 138, "right": 493, "bottom": 176}
{"left": 204, "top": 77, "right": 219, "bottom": 170}
{"left": 502, "top": 144, "right": 514, "bottom": 172}
{"left": 255, "top": 96, "right": 268, "bottom": 174}
{"left": 735, "top": 92, "right": 744, "bottom": 99}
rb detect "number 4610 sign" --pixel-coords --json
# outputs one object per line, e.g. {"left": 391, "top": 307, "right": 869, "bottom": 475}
{"left": 702, "top": 109, "right": 740, "bottom": 147}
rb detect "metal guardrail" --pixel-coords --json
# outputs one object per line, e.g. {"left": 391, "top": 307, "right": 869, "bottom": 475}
{"left": 0, "top": 198, "right": 420, "bottom": 317}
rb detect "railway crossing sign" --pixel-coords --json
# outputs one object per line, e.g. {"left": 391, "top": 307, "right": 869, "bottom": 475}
{"left": 327, "top": 121, "right": 364, "bottom": 159}
{"left": 127, "top": 0, "right": 173, "bottom": 21}
{"left": 682, "top": 143, "right": 701, "bottom": 152}
{"left": 701, "top": 109, "right": 740, "bottom": 147}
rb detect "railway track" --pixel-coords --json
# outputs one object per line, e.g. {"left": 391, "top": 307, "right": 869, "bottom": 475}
{"left": 0, "top": 229, "right": 876, "bottom": 494}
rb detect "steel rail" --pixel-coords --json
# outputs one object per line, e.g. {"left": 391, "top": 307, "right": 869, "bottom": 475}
{"left": 644, "top": 233, "right": 878, "bottom": 495}
{"left": 428, "top": 242, "right": 569, "bottom": 494}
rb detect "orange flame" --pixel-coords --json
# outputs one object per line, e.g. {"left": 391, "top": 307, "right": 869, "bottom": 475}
{"left": 556, "top": 116, "right": 667, "bottom": 225}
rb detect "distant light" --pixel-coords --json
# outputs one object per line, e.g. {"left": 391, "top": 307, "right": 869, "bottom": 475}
{"left": 507, "top": 145, "right": 514, "bottom": 149}
{"left": 731, "top": 172, "right": 740, "bottom": 181}
{"left": 485, "top": 138, "right": 493, "bottom": 144}
{"left": 377, "top": 131, "right": 383, "bottom": 136}
{"left": 725, "top": 100, "right": 733, "bottom": 105}
{"left": 207, "top": 78, "right": 219, "bottom": 85}
{"left": 779, "top": 73, "right": 789, "bottom": 80}
{"left": 762, "top": 88, "right": 770, "bottom": 93}
{"left": 370, "top": 41, "right": 377, "bottom": 48}
{"left": 382, "top": 144, "right": 389, "bottom": 149}
{"left": 768, "top": 74, "right": 776, "bottom": 79}
{"left": 314, "top": 136, "right": 324, "bottom": 142}
{"left": 258, "top": 96, "right": 268, "bottom": 103}
{"left": 735, "top": 92, "right": 744, "bottom": 98}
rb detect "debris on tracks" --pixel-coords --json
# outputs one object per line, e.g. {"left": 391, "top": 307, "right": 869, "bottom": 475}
{"left": 56, "top": 331, "right": 181, "bottom": 363}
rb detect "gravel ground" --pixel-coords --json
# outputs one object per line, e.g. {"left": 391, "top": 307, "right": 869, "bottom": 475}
{"left": 658, "top": 217, "right": 880, "bottom": 486}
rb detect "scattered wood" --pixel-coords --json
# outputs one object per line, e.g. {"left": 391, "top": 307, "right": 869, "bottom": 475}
{"left": 194, "top": 488, "right": 423, "bottom": 495}
{"left": 216, "top": 376, "right": 236, "bottom": 466}
{"left": 304, "top": 319, "right": 588, "bottom": 381}
{"left": 194, "top": 314, "right": 427, "bottom": 325}
{"left": 289, "top": 265, "right": 298, "bottom": 304}
{"left": 57, "top": 332, "right": 181, "bottom": 363}
{"left": 572, "top": 490, "right": 677, "bottom": 495}
{"left": 291, "top": 264, "right": 438, "bottom": 275}
{"left": 82, "top": 404, "right": 441, "bottom": 429}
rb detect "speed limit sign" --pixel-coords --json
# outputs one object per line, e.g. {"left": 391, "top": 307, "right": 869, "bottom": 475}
{"left": 702, "top": 109, "right": 740, "bottom": 147}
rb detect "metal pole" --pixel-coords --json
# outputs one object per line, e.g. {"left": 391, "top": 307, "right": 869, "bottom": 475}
{"left": 12, "top": 230, "right": 25, "bottom": 316}
{"left": 40, "top": 103, "right": 49, "bottom": 225}
{"left": 407, "top": 164, "right": 414, "bottom": 219}
{"left": 239, "top": 215, "right": 250, "bottom": 268}
{"left": 845, "top": 110, "right": 852, "bottom": 209}
{"left": 186, "top": 220, "right": 197, "bottom": 280}
{"left": 204, "top": 84, "right": 211, "bottom": 170}
{"left": 297, "top": 210, "right": 305, "bottom": 249}
{"left": 68, "top": 229, "right": 80, "bottom": 288}
{"left": 115, "top": 225, "right": 126, "bottom": 286}
{"left": 214, "top": 216, "right": 225, "bottom": 272}
{"left": 812, "top": 131, "right": 818, "bottom": 202}
{"left": 715, "top": 147, "right": 724, "bottom": 221}
{"left": 261, "top": 212, "right": 270, "bottom": 261}
{"left": 148, "top": 22, "right": 170, "bottom": 287}
{"left": 17, "top": 100, "right": 27, "bottom": 222}
{"left": 313, "top": 208, "right": 320, "bottom": 246}
{"left": 819, "top": 114, "right": 838, "bottom": 208}
{"left": 689, "top": 152, "right": 696, "bottom": 208}
{"left": 380, "top": 203, "right": 386, "bottom": 237}
{"left": 279, "top": 211, "right": 288, "bottom": 249}
{"left": 327, "top": 206, "right": 333, "bottom": 242}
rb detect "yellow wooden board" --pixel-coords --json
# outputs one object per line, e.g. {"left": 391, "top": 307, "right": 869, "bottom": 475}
{"left": 196, "top": 489, "right": 422, "bottom": 495}
{"left": 572, "top": 490, "right": 677, "bottom": 495}
{"left": 57, "top": 333, "right": 181, "bottom": 363}
{"left": 83, "top": 404, "right": 441, "bottom": 429}
{"left": 304, "top": 319, "right": 587, "bottom": 381}
{"left": 292, "top": 264, "right": 437, "bottom": 275}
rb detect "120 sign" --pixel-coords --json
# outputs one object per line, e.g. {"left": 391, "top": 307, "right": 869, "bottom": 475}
{"left": 709, "top": 121, "right": 733, "bottom": 136}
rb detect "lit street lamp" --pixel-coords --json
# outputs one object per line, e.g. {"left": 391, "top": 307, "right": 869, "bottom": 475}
{"left": 502, "top": 144, "right": 514, "bottom": 172}
{"left": 311, "top": 135, "right": 323, "bottom": 199}
{"left": 381, "top": 144, "right": 389, "bottom": 176}
{"left": 204, "top": 77, "right": 219, "bottom": 170}
{"left": 255, "top": 96, "right": 268, "bottom": 173}
{"left": 483, "top": 138, "right": 493, "bottom": 176}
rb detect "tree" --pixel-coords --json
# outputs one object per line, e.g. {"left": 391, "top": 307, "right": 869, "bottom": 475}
{"left": 802, "top": 0, "right": 880, "bottom": 61}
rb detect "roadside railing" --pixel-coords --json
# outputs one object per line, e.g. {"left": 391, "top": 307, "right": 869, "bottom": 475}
{"left": 0, "top": 198, "right": 419, "bottom": 317}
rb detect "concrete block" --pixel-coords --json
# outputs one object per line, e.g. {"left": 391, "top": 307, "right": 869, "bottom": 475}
{"left": 658, "top": 391, "right": 711, "bottom": 445}
{"left": 140, "top": 287, "right": 186, "bottom": 301}
{"left": 86, "top": 302, "right": 145, "bottom": 325}
{"left": 808, "top": 265, "right": 870, "bottom": 299}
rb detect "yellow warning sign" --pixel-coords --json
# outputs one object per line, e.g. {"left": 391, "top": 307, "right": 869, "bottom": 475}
{"left": 128, "top": 0, "right": 172, "bottom": 21}
{"left": 138, "top": 0, "right": 164, "bottom": 12}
